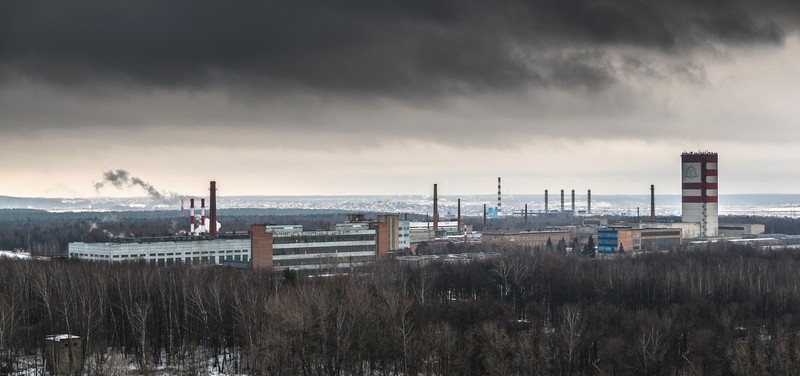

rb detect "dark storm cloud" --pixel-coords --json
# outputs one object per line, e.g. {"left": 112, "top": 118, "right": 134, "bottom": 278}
{"left": 0, "top": 0, "right": 796, "bottom": 96}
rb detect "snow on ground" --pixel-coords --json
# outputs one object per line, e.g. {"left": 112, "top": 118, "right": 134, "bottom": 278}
{"left": 0, "top": 250, "right": 31, "bottom": 259}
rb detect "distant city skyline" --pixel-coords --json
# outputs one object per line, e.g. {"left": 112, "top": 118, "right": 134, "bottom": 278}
{"left": 2, "top": 1, "right": 800, "bottom": 198}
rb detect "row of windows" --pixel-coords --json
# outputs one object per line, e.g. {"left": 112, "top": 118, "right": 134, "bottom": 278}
{"left": 72, "top": 249, "right": 248, "bottom": 259}
{"left": 273, "top": 245, "right": 375, "bottom": 256}
{"left": 274, "top": 255, "right": 374, "bottom": 267}
{"left": 641, "top": 231, "right": 681, "bottom": 237}
{"left": 149, "top": 255, "right": 250, "bottom": 267}
{"left": 273, "top": 234, "right": 376, "bottom": 244}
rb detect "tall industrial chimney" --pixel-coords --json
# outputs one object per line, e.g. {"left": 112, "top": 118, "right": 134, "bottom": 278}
{"left": 433, "top": 184, "right": 439, "bottom": 232}
{"left": 545, "top": 190, "right": 549, "bottom": 213}
{"left": 189, "top": 198, "right": 195, "bottom": 235}
{"left": 497, "top": 177, "right": 502, "bottom": 215}
{"left": 561, "top": 190, "right": 565, "bottom": 212}
{"left": 209, "top": 181, "right": 218, "bottom": 238}
{"left": 588, "top": 189, "right": 592, "bottom": 214}
{"left": 457, "top": 198, "right": 462, "bottom": 233}
{"left": 650, "top": 184, "right": 656, "bottom": 222}
{"left": 483, "top": 204, "right": 487, "bottom": 227}
{"left": 571, "top": 189, "right": 575, "bottom": 213}
{"left": 524, "top": 204, "right": 528, "bottom": 231}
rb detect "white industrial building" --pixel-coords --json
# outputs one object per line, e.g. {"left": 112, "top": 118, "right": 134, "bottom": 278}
{"left": 399, "top": 220, "right": 411, "bottom": 250}
{"left": 68, "top": 236, "right": 251, "bottom": 266}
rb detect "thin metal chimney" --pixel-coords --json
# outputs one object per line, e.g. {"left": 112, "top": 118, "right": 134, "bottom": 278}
{"left": 561, "top": 189, "right": 565, "bottom": 212}
{"left": 433, "top": 184, "right": 439, "bottom": 232}
{"left": 545, "top": 189, "right": 549, "bottom": 213}
{"left": 457, "top": 198, "right": 461, "bottom": 233}
{"left": 588, "top": 189, "right": 592, "bottom": 214}
{"left": 650, "top": 184, "right": 656, "bottom": 222}
{"left": 524, "top": 203, "right": 528, "bottom": 231}
{"left": 571, "top": 189, "right": 575, "bottom": 213}
{"left": 497, "top": 177, "right": 502, "bottom": 215}
{"left": 209, "top": 181, "right": 218, "bottom": 238}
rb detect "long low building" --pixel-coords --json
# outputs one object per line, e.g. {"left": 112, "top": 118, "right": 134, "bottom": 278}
{"left": 68, "top": 235, "right": 251, "bottom": 266}
{"left": 482, "top": 230, "right": 573, "bottom": 249}
{"left": 69, "top": 215, "right": 408, "bottom": 271}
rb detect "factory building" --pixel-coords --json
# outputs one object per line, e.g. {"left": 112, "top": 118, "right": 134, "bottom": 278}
{"left": 68, "top": 235, "right": 251, "bottom": 266}
{"left": 482, "top": 230, "right": 572, "bottom": 249}
{"left": 682, "top": 152, "right": 719, "bottom": 237}
{"left": 639, "top": 221, "right": 701, "bottom": 239}
{"left": 251, "top": 223, "right": 383, "bottom": 270}
{"left": 718, "top": 224, "right": 766, "bottom": 237}
{"left": 252, "top": 214, "right": 407, "bottom": 270}
{"left": 408, "top": 221, "right": 465, "bottom": 243}
{"left": 68, "top": 180, "right": 407, "bottom": 270}
{"left": 597, "top": 227, "right": 682, "bottom": 254}
{"left": 69, "top": 214, "right": 406, "bottom": 271}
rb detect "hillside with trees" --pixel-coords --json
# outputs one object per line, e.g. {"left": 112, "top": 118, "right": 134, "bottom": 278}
{"left": 3, "top": 244, "right": 800, "bottom": 374}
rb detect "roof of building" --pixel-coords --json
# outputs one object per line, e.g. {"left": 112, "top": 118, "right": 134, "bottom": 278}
{"left": 45, "top": 334, "right": 80, "bottom": 342}
{"left": 0, "top": 250, "right": 31, "bottom": 259}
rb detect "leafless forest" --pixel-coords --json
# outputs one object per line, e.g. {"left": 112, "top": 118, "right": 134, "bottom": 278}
{"left": 3, "top": 244, "right": 800, "bottom": 375}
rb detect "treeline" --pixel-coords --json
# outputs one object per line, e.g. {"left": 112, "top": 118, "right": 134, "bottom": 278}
{"left": 4, "top": 244, "right": 800, "bottom": 374}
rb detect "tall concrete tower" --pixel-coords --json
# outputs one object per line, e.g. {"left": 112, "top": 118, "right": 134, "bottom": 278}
{"left": 681, "top": 152, "right": 718, "bottom": 237}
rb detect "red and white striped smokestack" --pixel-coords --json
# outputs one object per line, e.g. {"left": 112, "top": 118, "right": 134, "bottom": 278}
{"left": 497, "top": 177, "right": 502, "bottom": 215}
{"left": 189, "top": 198, "right": 195, "bottom": 235}
{"left": 201, "top": 198, "right": 206, "bottom": 232}
{"left": 210, "top": 181, "right": 218, "bottom": 238}
{"left": 433, "top": 184, "right": 439, "bottom": 233}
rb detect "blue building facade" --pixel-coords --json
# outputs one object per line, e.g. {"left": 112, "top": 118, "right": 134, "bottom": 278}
{"left": 597, "top": 228, "right": 620, "bottom": 254}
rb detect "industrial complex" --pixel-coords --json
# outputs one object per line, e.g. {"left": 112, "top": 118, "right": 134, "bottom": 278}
{"left": 67, "top": 151, "right": 774, "bottom": 269}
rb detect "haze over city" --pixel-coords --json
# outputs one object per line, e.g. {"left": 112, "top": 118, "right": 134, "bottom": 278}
{"left": 2, "top": 1, "right": 800, "bottom": 197}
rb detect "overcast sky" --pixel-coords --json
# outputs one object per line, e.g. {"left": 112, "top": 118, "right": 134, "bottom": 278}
{"left": 2, "top": 0, "right": 800, "bottom": 198}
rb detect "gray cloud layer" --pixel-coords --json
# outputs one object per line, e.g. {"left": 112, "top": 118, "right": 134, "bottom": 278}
{"left": 1, "top": 0, "right": 797, "bottom": 96}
